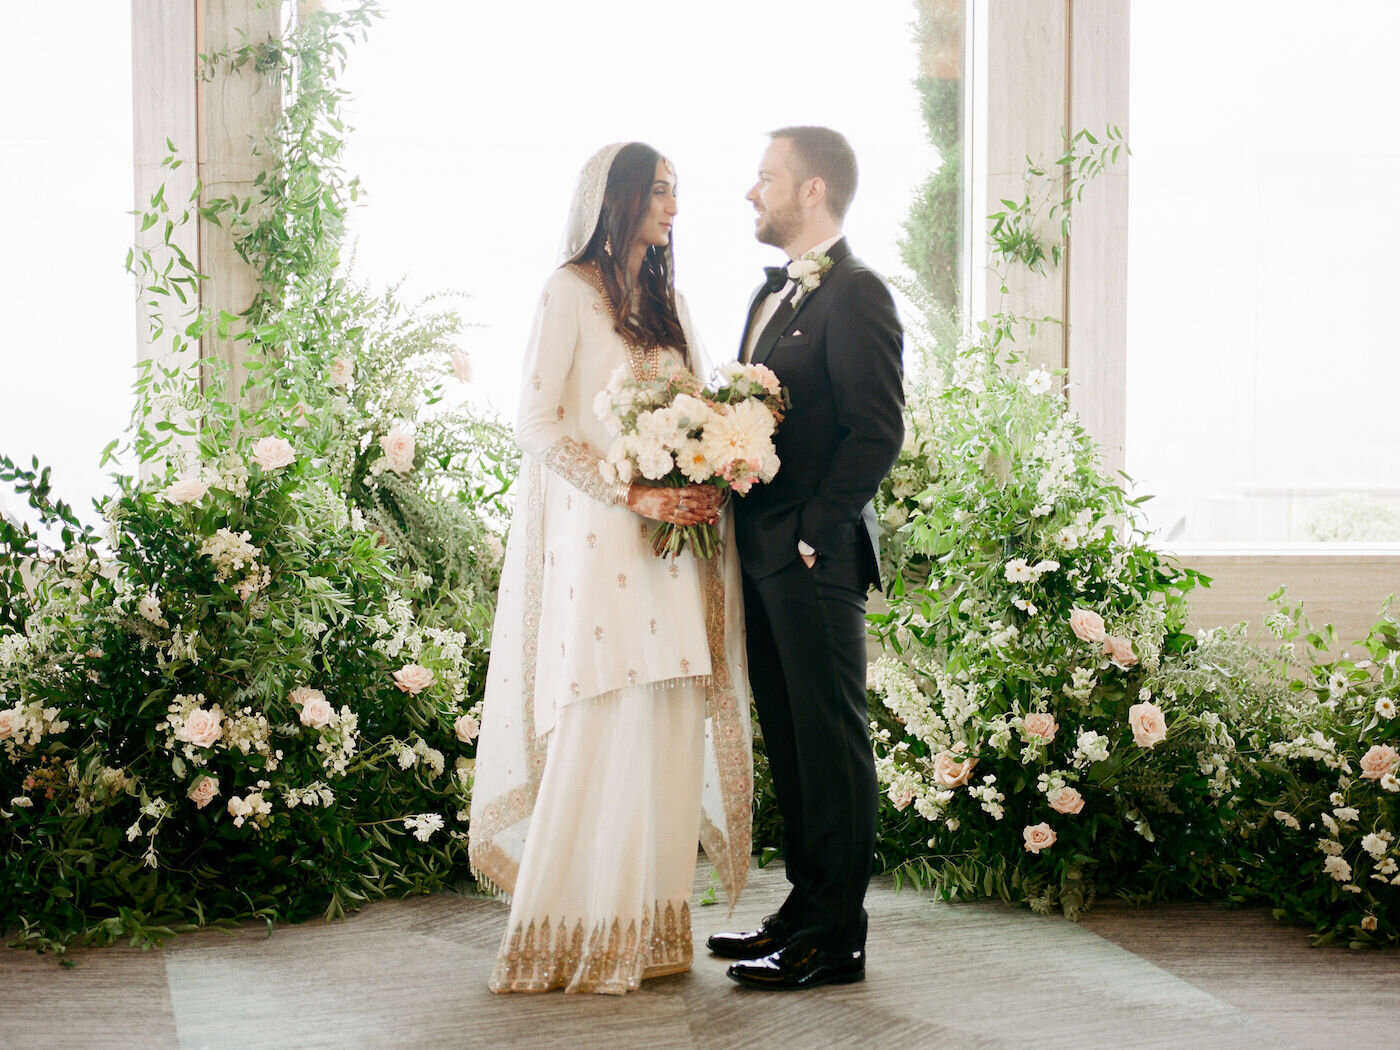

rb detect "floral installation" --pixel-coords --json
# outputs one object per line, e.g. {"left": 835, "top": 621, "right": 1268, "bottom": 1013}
{"left": 0, "top": 2, "right": 510, "bottom": 955}
{"left": 593, "top": 360, "right": 788, "bottom": 558}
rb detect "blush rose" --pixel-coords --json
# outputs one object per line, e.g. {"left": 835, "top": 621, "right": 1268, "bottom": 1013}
{"left": 1023, "top": 822, "right": 1057, "bottom": 853}
{"left": 1128, "top": 701, "right": 1167, "bottom": 748}
{"left": 1068, "top": 608, "right": 1106, "bottom": 643}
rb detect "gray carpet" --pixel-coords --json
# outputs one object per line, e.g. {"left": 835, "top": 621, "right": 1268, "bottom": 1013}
{"left": 3, "top": 859, "right": 1395, "bottom": 1049}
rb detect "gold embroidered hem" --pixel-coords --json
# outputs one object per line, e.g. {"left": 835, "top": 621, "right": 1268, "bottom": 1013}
{"left": 490, "top": 901, "right": 694, "bottom": 995}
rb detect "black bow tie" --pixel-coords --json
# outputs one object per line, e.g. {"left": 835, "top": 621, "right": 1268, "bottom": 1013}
{"left": 761, "top": 265, "right": 791, "bottom": 296}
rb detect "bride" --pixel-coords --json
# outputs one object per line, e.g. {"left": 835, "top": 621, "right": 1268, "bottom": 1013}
{"left": 468, "top": 142, "right": 752, "bottom": 995}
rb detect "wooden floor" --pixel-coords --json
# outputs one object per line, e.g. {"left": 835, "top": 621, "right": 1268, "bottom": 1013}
{"left": 3, "top": 857, "right": 1397, "bottom": 1049}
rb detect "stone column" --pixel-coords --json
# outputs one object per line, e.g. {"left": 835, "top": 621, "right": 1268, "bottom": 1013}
{"left": 971, "top": 0, "right": 1129, "bottom": 471}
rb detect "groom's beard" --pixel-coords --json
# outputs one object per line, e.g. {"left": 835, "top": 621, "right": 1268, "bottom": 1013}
{"left": 755, "top": 192, "right": 803, "bottom": 250}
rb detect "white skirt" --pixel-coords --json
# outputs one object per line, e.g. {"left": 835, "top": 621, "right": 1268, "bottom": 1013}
{"left": 489, "top": 683, "right": 706, "bottom": 995}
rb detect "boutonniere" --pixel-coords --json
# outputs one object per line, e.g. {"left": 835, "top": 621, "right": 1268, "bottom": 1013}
{"left": 786, "top": 250, "right": 834, "bottom": 306}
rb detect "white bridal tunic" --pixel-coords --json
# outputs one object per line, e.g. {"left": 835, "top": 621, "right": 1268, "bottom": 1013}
{"left": 469, "top": 264, "right": 752, "bottom": 995}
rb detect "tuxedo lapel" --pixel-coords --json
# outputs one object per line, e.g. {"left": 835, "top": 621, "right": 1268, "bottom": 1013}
{"left": 750, "top": 291, "right": 797, "bottom": 366}
{"left": 750, "top": 238, "right": 852, "bottom": 366}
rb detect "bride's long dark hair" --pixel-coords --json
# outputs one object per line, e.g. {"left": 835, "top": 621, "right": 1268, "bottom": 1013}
{"left": 577, "top": 142, "right": 689, "bottom": 358}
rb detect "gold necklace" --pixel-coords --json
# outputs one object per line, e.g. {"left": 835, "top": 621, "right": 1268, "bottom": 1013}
{"left": 576, "top": 262, "right": 661, "bottom": 383}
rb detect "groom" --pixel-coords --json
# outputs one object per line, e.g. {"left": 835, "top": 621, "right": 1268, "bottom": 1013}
{"left": 712, "top": 126, "right": 904, "bottom": 989}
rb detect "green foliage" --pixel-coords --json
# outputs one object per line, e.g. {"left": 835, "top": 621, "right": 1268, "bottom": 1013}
{"left": 899, "top": 76, "right": 962, "bottom": 309}
{"left": 1, "top": 2, "right": 514, "bottom": 954}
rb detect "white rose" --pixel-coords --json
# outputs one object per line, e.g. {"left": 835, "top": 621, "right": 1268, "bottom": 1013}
{"left": 164, "top": 476, "right": 209, "bottom": 504}
{"left": 451, "top": 350, "right": 473, "bottom": 383}
{"left": 454, "top": 715, "right": 479, "bottom": 744}
{"left": 290, "top": 686, "right": 333, "bottom": 729}
{"left": 251, "top": 437, "right": 295, "bottom": 471}
{"left": 329, "top": 356, "right": 353, "bottom": 386}
{"left": 393, "top": 664, "right": 436, "bottom": 695}
{"left": 380, "top": 425, "right": 416, "bottom": 475}
{"left": 291, "top": 401, "right": 312, "bottom": 428}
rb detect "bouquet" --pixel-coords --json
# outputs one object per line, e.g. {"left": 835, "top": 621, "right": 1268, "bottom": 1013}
{"left": 593, "top": 361, "right": 789, "bottom": 557}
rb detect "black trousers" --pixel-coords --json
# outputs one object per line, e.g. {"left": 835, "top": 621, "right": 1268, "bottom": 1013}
{"left": 742, "top": 548, "right": 877, "bottom": 953}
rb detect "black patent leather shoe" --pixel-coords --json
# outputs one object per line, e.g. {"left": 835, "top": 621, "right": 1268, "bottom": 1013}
{"left": 705, "top": 914, "right": 795, "bottom": 960}
{"left": 726, "top": 942, "right": 866, "bottom": 990}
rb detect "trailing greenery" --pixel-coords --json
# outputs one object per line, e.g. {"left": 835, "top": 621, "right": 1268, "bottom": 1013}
{"left": 1, "top": 2, "right": 515, "bottom": 955}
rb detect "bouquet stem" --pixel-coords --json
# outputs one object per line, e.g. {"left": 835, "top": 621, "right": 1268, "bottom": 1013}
{"left": 649, "top": 521, "right": 720, "bottom": 559}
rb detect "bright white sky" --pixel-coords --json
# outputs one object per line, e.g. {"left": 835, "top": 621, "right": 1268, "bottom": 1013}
{"left": 3, "top": 1, "right": 1398, "bottom": 543}
{"left": 0, "top": 0, "right": 931, "bottom": 527}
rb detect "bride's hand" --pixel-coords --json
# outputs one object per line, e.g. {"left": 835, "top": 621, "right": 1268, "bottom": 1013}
{"left": 625, "top": 484, "right": 721, "bottom": 526}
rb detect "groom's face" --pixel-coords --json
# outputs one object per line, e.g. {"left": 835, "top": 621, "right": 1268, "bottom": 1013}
{"left": 747, "top": 137, "right": 804, "bottom": 251}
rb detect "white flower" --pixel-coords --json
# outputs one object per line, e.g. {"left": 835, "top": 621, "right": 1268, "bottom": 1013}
{"left": 1333, "top": 806, "right": 1360, "bottom": 822}
{"left": 11, "top": 796, "right": 33, "bottom": 808}
{"left": 676, "top": 439, "right": 713, "bottom": 484}
{"left": 1025, "top": 368, "right": 1053, "bottom": 395}
{"left": 1361, "top": 833, "right": 1390, "bottom": 859}
{"left": 1273, "top": 810, "right": 1301, "bottom": 830}
{"left": 454, "top": 715, "right": 479, "bottom": 744}
{"left": 329, "top": 357, "right": 353, "bottom": 386}
{"left": 1003, "top": 558, "right": 1033, "bottom": 583}
{"left": 883, "top": 503, "right": 909, "bottom": 529}
{"left": 1074, "top": 729, "right": 1110, "bottom": 765}
{"left": 1012, "top": 597, "right": 1038, "bottom": 616}
{"left": 1323, "top": 855, "right": 1353, "bottom": 882}
{"left": 1328, "top": 671, "right": 1349, "bottom": 699}
{"left": 164, "top": 476, "right": 209, "bottom": 505}
{"left": 380, "top": 425, "right": 416, "bottom": 475}
{"left": 250, "top": 437, "right": 295, "bottom": 472}
{"left": 1376, "top": 697, "right": 1396, "bottom": 720}
{"left": 291, "top": 401, "right": 311, "bottom": 428}
{"left": 451, "top": 350, "right": 473, "bottom": 383}
{"left": 1317, "top": 838, "right": 1343, "bottom": 856}
{"left": 1383, "top": 773, "right": 1400, "bottom": 793}
{"left": 699, "top": 399, "right": 776, "bottom": 475}
{"left": 137, "top": 592, "right": 167, "bottom": 628}
{"left": 404, "top": 812, "right": 444, "bottom": 842}
{"left": 1052, "top": 527, "right": 1079, "bottom": 550}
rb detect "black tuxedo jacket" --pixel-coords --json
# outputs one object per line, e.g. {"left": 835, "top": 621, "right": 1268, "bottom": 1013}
{"left": 732, "top": 238, "right": 904, "bottom": 590}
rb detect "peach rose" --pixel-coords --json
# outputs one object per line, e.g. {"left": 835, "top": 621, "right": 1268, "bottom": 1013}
{"left": 1023, "top": 822, "right": 1057, "bottom": 853}
{"left": 454, "top": 714, "right": 479, "bottom": 744}
{"left": 187, "top": 775, "right": 220, "bottom": 810}
{"left": 394, "top": 663, "right": 436, "bottom": 695}
{"left": 1359, "top": 744, "right": 1400, "bottom": 781}
{"left": 291, "top": 401, "right": 311, "bottom": 428}
{"left": 0, "top": 707, "right": 16, "bottom": 740}
{"left": 932, "top": 751, "right": 978, "bottom": 788}
{"left": 251, "top": 436, "right": 295, "bottom": 471}
{"left": 164, "top": 476, "right": 209, "bottom": 504}
{"left": 1103, "top": 634, "right": 1138, "bottom": 667}
{"left": 1068, "top": 608, "right": 1107, "bottom": 643}
{"left": 177, "top": 707, "right": 223, "bottom": 749}
{"left": 329, "top": 356, "right": 353, "bottom": 386}
{"left": 1022, "top": 712, "right": 1058, "bottom": 742}
{"left": 451, "top": 350, "right": 473, "bottom": 383}
{"left": 380, "top": 426, "right": 416, "bottom": 475}
{"left": 1048, "top": 786, "right": 1085, "bottom": 815}
{"left": 1128, "top": 701, "right": 1167, "bottom": 749}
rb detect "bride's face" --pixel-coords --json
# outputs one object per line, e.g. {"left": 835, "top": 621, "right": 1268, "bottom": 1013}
{"left": 634, "top": 158, "right": 678, "bottom": 250}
